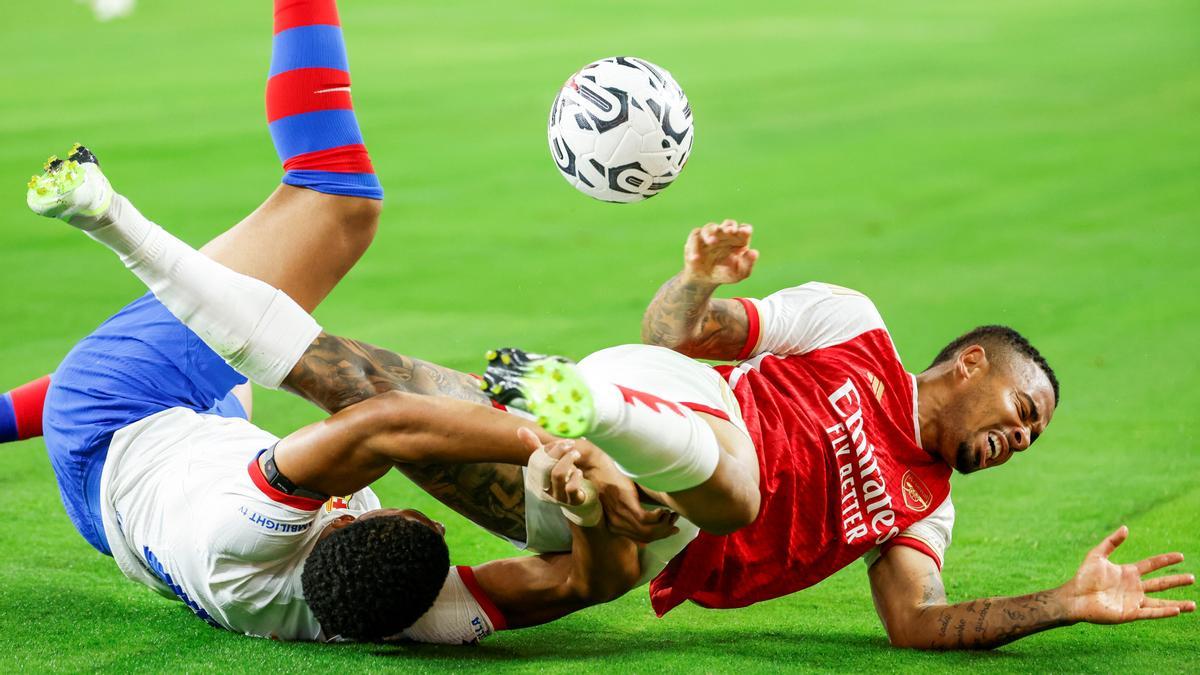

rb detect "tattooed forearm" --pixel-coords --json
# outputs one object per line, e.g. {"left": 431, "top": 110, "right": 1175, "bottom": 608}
{"left": 283, "top": 332, "right": 488, "bottom": 414}
{"left": 912, "top": 590, "right": 1071, "bottom": 650}
{"left": 397, "top": 462, "right": 527, "bottom": 542}
{"left": 283, "top": 332, "right": 527, "bottom": 539}
{"left": 641, "top": 273, "right": 748, "bottom": 361}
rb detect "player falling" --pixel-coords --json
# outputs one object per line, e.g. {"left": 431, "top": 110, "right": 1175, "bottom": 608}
{"left": 16, "top": 0, "right": 1194, "bottom": 651}
{"left": 17, "top": 0, "right": 662, "bottom": 644}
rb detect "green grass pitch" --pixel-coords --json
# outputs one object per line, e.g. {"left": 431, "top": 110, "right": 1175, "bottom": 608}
{"left": 1, "top": 0, "right": 1197, "bottom": 671}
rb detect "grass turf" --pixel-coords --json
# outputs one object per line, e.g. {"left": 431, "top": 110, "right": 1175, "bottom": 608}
{"left": 1, "top": 0, "right": 1197, "bottom": 671}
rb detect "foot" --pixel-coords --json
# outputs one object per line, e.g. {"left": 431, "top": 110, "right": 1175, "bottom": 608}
{"left": 480, "top": 348, "right": 595, "bottom": 438}
{"left": 26, "top": 144, "right": 113, "bottom": 228}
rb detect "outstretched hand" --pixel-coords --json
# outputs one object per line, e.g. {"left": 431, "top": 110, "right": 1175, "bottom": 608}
{"left": 1064, "top": 526, "right": 1195, "bottom": 624}
{"left": 682, "top": 220, "right": 759, "bottom": 286}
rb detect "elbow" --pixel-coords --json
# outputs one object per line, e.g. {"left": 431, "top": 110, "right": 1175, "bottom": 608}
{"left": 640, "top": 322, "right": 679, "bottom": 350}
{"left": 885, "top": 626, "right": 921, "bottom": 650}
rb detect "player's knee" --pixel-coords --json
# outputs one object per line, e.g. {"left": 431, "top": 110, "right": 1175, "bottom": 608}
{"left": 336, "top": 196, "right": 382, "bottom": 253}
{"left": 704, "top": 490, "right": 760, "bottom": 535}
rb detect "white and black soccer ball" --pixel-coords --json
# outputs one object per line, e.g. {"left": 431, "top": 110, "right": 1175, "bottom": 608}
{"left": 548, "top": 57, "right": 695, "bottom": 203}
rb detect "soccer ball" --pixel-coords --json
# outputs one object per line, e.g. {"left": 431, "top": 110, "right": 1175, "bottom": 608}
{"left": 547, "top": 57, "right": 695, "bottom": 203}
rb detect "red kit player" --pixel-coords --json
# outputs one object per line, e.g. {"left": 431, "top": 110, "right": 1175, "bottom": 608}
{"left": 482, "top": 220, "right": 1193, "bottom": 649}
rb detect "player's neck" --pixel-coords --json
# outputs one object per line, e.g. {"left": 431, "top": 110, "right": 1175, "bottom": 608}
{"left": 913, "top": 368, "right": 953, "bottom": 457}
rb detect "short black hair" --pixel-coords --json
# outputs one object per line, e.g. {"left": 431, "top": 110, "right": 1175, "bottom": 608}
{"left": 927, "top": 325, "right": 1060, "bottom": 404}
{"left": 302, "top": 516, "right": 450, "bottom": 641}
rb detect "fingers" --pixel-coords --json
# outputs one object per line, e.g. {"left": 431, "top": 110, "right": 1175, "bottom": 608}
{"left": 1143, "top": 573, "right": 1195, "bottom": 593}
{"left": 516, "top": 426, "right": 543, "bottom": 451}
{"left": 697, "top": 220, "right": 753, "bottom": 247}
{"left": 548, "top": 449, "right": 584, "bottom": 504}
{"left": 1133, "top": 606, "right": 1184, "bottom": 620}
{"left": 608, "top": 516, "right": 678, "bottom": 543}
{"left": 1136, "top": 552, "right": 1186, "bottom": 575}
{"left": 1141, "top": 597, "right": 1197, "bottom": 612}
{"left": 542, "top": 438, "right": 576, "bottom": 460}
{"left": 1093, "top": 525, "right": 1129, "bottom": 558}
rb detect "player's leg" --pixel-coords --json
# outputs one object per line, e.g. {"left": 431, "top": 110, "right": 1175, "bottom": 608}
{"left": 30, "top": 159, "right": 535, "bottom": 541}
{"left": 482, "top": 347, "right": 761, "bottom": 535}
{"left": 0, "top": 374, "right": 52, "bottom": 444}
{"left": 199, "top": 0, "right": 384, "bottom": 312}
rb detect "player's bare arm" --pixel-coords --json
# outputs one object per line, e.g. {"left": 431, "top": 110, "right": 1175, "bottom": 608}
{"left": 284, "top": 333, "right": 489, "bottom": 413}
{"left": 641, "top": 220, "right": 759, "bottom": 360}
{"left": 471, "top": 430, "right": 643, "bottom": 627}
{"left": 869, "top": 527, "right": 1195, "bottom": 650}
{"left": 283, "top": 331, "right": 676, "bottom": 543}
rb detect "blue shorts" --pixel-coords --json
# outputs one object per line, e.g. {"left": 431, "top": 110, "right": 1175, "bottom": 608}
{"left": 44, "top": 293, "right": 248, "bottom": 555}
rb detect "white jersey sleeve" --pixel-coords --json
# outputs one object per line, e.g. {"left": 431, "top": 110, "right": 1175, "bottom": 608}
{"left": 208, "top": 452, "right": 333, "bottom": 563}
{"left": 401, "top": 566, "right": 506, "bottom": 644}
{"left": 736, "top": 282, "right": 885, "bottom": 359}
{"left": 863, "top": 496, "right": 955, "bottom": 569}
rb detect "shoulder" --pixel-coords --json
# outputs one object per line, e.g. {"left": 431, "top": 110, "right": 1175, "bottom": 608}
{"left": 401, "top": 566, "right": 505, "bottom": 645}
{"left": 741, "top": 282, "right": 887, "bottom": 357}
{"left": 863, "top": 496, "right": 955, "bottom": 569}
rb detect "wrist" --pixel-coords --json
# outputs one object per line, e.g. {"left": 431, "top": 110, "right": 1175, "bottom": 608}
{"left": 678, "top": 270, "right": 722, "bottom": 290}
{"left": 1052, "top": 583, "right": 1083, "bottom": 625}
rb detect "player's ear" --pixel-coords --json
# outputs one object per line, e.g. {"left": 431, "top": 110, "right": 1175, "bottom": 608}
{"left": 955, "top": 345, "right": 988, "bottom": 381}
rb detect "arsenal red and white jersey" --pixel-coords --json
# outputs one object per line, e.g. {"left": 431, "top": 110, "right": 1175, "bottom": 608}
{"left": 649, "top": 282, "right": 954, "bottom": 615}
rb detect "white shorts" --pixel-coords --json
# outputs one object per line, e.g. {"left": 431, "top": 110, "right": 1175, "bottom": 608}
{"left": 518, "top": 344, "right": 746, "bottom": 586}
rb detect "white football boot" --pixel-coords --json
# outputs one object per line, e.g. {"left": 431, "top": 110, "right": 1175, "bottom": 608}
{"left": 26, "top": 144, "right": 114, "bottom": 230}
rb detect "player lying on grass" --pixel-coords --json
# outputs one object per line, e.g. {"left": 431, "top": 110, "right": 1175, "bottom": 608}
{"left": 28, "top": 141, "right": 1194, "bottom": 649}
{"left": 12, "top": 0, "right": 663, "bottom": 644}
{"left": 475, "top": 220, "right": 1196, "bottom": 648}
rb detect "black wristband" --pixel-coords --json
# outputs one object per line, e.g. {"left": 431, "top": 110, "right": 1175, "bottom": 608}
{"left": 261, "top": 444, "right": 330, "bottom": 502}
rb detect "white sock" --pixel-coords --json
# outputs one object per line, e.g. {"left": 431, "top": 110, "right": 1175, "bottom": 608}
{"left": 85, "top": 194, "right": 321, "bottom": 389}
{"left": 581, "top": 372, "right": 720, "bottom": 493}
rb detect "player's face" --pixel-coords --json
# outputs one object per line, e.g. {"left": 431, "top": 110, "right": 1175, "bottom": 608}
{"left": 938, "top": 357, "right": 1056, "bottom": 474}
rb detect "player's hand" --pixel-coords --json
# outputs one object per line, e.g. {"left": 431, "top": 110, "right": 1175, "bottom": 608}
{"left": 1061, "top": 526, "right": 1195, "bottom": 624}
{"left": 542, "top": 437, "right": 588, "bottom": 506}
{"left": 576, "top": 441, "right": 679, "bottom": 543}
{"left": 681, "top": 220, "right": 759, "bottom": 286}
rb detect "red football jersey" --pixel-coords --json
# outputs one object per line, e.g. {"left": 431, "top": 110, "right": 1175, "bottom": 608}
{"left": 649, "top": 283, "right": 953, "bottom": 615}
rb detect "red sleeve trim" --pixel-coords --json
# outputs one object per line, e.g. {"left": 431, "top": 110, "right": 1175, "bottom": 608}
{"left": 680, "top": 402, "right": 731, "bottom": 422}
{"left": 457, "top": 565, "right": 508, "bottom": 631}
{"left": 12, "top": 374, "right": 51, "bottom": 440}
{"left": 733, "top": 297, "right": 761, "bottom": 361}
{"left": 883, "top": 536, "right": 942, "bottom": 570}
{"left": 247, "top": 453, "right": 325, "bottom": 511}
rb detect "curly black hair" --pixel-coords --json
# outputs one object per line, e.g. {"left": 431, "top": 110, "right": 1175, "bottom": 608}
{"left": 927, "top": 325, "right": 1060, "bottom": 404}
{"left": 301, "top": 515, "right": 450, "bottom": 641}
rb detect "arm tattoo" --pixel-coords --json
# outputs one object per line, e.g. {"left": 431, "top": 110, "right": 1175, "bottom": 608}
{"left": 283, "top": 332, "right": 527, "bottom": 541}
{"left": 641, "top": 274, "right": 748, "bottom": 360}
{"left": 917, "top": 590, "right": 1069, "bottom": 650}
{"left": 283, "top": 333, "right": 488, "bottom": 414}
{"left": 396, "top": 462, "right": 527, "bottom": 542}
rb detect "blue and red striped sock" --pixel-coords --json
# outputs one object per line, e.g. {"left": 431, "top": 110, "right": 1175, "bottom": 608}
{"left": 0, "top": 374, "right": 51, "bottom": 444}
{"left": 266, "top": 0, "right": 382, "bottom": 200}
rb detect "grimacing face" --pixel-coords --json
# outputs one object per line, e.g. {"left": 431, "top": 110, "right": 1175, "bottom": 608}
{"left": 934, "top": 347, "right": 1056, "bottom": 474}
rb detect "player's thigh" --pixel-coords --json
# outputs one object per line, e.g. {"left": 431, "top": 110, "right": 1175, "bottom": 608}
{"left": 199, "top": 185, "right": 381, "bottom": 313}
